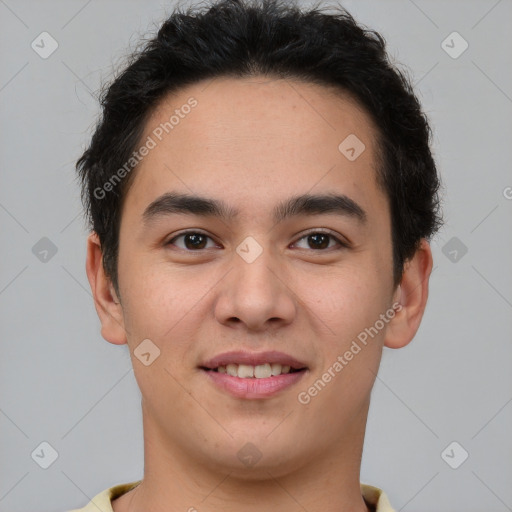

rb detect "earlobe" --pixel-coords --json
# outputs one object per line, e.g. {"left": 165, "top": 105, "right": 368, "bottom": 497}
{"left": 85, "top": 232, "right": 127, "bottom": 345}
{"left": 384, "top": 239, "right": 433, "bottom": 349}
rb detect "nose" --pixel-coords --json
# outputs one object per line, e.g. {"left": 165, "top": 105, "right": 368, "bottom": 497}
{"left": 213, "top": 245, "right": 297, "bottom": 332}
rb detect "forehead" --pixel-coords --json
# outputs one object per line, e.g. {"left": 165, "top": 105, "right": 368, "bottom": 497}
{"left": 123, "top": 75, "right": 388, "bottom": 224}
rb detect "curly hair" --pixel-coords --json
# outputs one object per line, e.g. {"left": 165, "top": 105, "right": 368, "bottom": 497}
{"left": 76, "top": 0, "right": 443, "bottom": 295}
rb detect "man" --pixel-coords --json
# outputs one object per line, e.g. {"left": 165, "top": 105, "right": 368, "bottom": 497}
{"left": 70, "top": 0, "right": 442, "bottom": 510}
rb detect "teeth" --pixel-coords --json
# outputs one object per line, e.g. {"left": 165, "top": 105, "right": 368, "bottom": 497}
{"left": 215, "top": 363, "right": 297, "bottom": 378}
{"left": 237, "top": 364, "right": 254, "bottom": 378}
{"left": 270, "top": 363, "right": 282, "bottom": 376}
{"left": 226, "top": 364, "right": 238, "bottom": 377}
{"left": 254, "top": 363, "right": 272, "bottom": 378}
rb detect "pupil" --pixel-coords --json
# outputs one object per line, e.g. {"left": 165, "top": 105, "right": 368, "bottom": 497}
{"left": 309, "top": 233, "right": 329, "bottom": 249}
{"left": 182, "top": 233, "right": 329, "bottom": 250}
{"left": 185, "top": 233, "right": 206, "bottom": 250}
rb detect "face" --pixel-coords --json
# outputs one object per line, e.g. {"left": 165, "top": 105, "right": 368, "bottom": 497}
{"left": 109, "top": 76, "right": 401, "bottom": 477}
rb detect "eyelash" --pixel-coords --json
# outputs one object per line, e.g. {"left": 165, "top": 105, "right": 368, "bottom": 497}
{"left": 165, "top": 229, "right": 350, "bottom": 252}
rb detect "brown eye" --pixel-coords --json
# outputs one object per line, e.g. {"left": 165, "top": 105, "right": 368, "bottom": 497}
{"left": 307, "top": 233, "right": 330, "bottom": 249}
{"left": 167, "top": 232, "right": 216, "bottom": 250}
{"left": 293, "top": 231, "right": 348, "bottom": 251}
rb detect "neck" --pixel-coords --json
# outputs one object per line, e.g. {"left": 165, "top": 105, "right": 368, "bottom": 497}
{"left": 113, "top": 400, "right": 372, "bottom": 512}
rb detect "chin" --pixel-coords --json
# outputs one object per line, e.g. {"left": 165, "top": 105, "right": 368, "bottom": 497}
{"left": 195, "top": 432, "right": 311, "bottom": 479}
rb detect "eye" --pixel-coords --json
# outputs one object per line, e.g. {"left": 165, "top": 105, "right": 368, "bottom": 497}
{"left": 166, "top": 231, "right": 218, "bottom": 251}
{"left": 165, "top": 229, "right": 349, "bottom": 252}
{"left": 292, "top": 230, "right": 348, "bottom": 251}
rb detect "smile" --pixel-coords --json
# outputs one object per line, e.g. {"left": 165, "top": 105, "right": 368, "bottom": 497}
{"left": 207, "top": 362, "right": 303, "bottom": 378}
{"left": 200, "top": 365, "right": 308, "bottom": 399}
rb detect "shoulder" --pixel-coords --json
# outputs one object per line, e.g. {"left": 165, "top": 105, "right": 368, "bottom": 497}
{"left": 67, "top": 480, "right": 142, "bottom": 512}
{"left": 68, "top": 480, "right": 391, "bottom": 512}
{"left": 360, "top": 482, "right": 396, "bottom": 512}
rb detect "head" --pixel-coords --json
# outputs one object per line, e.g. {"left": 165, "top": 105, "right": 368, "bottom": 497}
{"left": 80, "top": 0, "right": 442, "bottom": 479}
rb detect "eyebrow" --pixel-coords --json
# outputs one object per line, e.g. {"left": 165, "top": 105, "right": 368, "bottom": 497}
{"left": 142, "top": 192, "right": 367, "bottom": 226}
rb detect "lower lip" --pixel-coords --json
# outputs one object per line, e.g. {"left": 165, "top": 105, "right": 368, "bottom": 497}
{"left": 202, "top": 369, "right": 307, "bottom": 399}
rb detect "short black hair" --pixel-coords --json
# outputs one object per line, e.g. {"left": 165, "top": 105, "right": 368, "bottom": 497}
{"left": 76, "top": 0, "right": 443, "bottom": 296}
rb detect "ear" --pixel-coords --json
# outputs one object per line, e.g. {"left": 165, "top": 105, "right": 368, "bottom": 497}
{"left": 384, "top": 238, "right": 433, "bottom": 349}
{"left": 85, "top": 231, "right": 127, "bottom": 345}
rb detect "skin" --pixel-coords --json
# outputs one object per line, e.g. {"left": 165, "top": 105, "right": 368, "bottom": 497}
{"left": 86, "top": 76, "right": 433, "bottom": 512}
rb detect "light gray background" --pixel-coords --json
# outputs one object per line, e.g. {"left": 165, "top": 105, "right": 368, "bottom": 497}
{"left": 1, "top": 1, "right": 511, "bottom": 511}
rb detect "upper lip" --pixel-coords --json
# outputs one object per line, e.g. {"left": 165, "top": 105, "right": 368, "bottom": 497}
{"left": 200, "top": 350, "right": 308, "bottom": 370}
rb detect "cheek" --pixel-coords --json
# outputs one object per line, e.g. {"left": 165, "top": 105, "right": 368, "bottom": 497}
{"left": 119, "top": 264, "right": 200, "bottom": 410}
{"left": 120, "top": 261, "right": 215, "bottom": 356}
{"left": 298, "top": 265, "right": 386, "bottom": 340}
{"left": 301, "top": 280, "right": 387, "bottom": 413}
{"left": 294, "top": 265, "right": 391, "bottom": 406}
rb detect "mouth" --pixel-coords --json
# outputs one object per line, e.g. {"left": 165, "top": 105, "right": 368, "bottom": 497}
{"left": 199, "top": 351, "right": 309, "bottom": 399}
{"left": 200, "top": 363, "right": 306, "bottom": 378}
